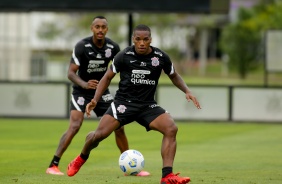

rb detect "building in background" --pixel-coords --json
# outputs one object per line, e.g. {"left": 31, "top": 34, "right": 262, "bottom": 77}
{"left": 0, "top": 0, "right": 260, "bottom": 81}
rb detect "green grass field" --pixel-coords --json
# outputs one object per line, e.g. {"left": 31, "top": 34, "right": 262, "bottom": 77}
{"left": 0, "top": 118, "right": 281, "bottom": 184}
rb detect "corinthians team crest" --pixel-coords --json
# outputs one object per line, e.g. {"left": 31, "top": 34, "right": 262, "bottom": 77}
{"left": 77, "top": 97, "right": 85, "bottom": 105}
{"left": 117, "top": 105, "right": 127, "bottom": 113}
{"left": 151, "top": 57, "right": 159, "bottom": 66}
{"left": 105, "top": 48, "right": 112, "bottom": 58}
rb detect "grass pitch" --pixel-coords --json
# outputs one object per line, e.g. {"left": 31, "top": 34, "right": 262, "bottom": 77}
{"left": 0, "top": 118, "right": 281, "bottom": 184}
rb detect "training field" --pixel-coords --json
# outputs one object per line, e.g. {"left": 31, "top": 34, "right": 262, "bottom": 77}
{"left": 0, "top": 118, "right": 281, "bottom": 184}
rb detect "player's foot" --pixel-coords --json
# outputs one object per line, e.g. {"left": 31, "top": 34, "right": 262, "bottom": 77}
{"left": 160, "top": 172, "right": 190, "bottom": 184}
{"left": 46, "top": 165, "right": 64, "bottom": 175}
{"left": 124, "top": 170, "right": 151, "bottom": 176}
{"left": 67, "top": 155, "right": 86, "bottom": 177}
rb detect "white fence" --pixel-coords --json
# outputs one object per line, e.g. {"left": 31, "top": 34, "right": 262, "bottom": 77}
{"left": 0, "top": 81, "right": 281, "bottom": 123}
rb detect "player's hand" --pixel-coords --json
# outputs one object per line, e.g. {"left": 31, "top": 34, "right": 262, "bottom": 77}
{"left": 86, "top": 99, "right": 97, "bottom": 118}
{"left": 186, "top": 92, "right": 201, "bottom": 109}
{"left": 84, "top": 80, "right": 99, "bottom": 89}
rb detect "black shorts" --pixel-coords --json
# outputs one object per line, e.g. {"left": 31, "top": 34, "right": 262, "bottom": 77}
{"left": 70, "top": 91, "right": 113, "bottom": 117}
{"left": 105, "top": 100, "right": 166, "bottom": 131}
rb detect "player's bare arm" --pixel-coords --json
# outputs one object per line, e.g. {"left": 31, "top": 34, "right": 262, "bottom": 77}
{"left": 93, "top": 67, "right": 116, "bottom": 101}
{"left": 68, "top": 63, "right": 98, "bottom": 89}
{"left": 85, "top": 99, "right": 97, "bottom": 117}
{"left": 168, "top": 72, "right": 201, "bottom": 109}
{"left": 67, "top": 63, "right": 88, "bottom": 88}
{"left": 87, "top": 80, "right": 99, "bottom": 89}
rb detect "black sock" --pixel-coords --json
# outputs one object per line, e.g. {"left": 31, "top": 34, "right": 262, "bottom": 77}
{"left": 80, "top": 153, "right": 89, "bottom": 160}
{"left": 162, "top": 167, "right": 173, "bottom": 178}
{"left": 49, "top": 155, "right": 61, "bottom": 167}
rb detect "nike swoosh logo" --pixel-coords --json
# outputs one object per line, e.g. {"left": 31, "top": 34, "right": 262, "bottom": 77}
{"left": 130, "top": 60, "right": 137, "bottom": 63}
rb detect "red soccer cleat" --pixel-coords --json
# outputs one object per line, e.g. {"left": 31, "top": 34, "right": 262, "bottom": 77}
{"left": 67, "top": 155, "right": 86, "bottom": 177}
{"left": 160, "top": 172, "right": 190, "bottom": 184}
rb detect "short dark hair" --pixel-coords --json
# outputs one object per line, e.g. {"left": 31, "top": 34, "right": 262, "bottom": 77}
{"left": 133, "top": 24, "right": 151, "bottom": 36}
{"left": 93, "top": 15, "right": 107, "bottom": 21}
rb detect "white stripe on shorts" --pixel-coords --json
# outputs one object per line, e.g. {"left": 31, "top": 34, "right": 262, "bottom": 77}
{"left": 111, "top": 102, "right": 117, "bottom": 119}
{"left": 71, "top": 94, "right": 82, "bottom": 111}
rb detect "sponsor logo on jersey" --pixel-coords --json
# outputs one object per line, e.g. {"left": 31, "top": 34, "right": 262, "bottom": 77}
{"left": 87, "top": 60, "right": 107, "bottom": 73}
{"left": 77, "top": 97, "right": 85, "bottom": 105}
{"left": 106, "top": 43, "right": 114, "bottom": 48}
{"left": 140, "top": 62, "right": 146, "bottom": 66}
{"left": 87, "top": 68, "right": 107, "bottom": 73}
{"left": 149, "top": 104, "right": 160, "bottom": 108}
{"left": 85, "top": 43, "right": 92, "bottom": 47}
{"left": 89, "top": 60, "right": 105, "bottom": 64}
{"left": 151, "top": 57, "right": 159, "bottom": 67}
{"left": 154, "top": 51, "right": 163, "bottom": 56}
{"left": 117, "top": 105, "right": 127, "bottom": 113}
{"left": 105, "top": 48, "right": 112, "bottom": 58}
{"left": 102, "top": 94, "right": 114, "bottom": 102}
{"left": 132, "top": 70, "right": 151, "bottom": 74}
{"left": 131, "top": 70, "right": 155, "bottom": 85}
{"left": 125, "top": 51, "right": 135, "bottom": 55}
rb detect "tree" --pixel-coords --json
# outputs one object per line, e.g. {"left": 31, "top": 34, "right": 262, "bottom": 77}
{"left": 37, "top": 13, "right": 127, "bottom": 49}
{"left": 220, "top": 0, "right": 282, "bottom": 79}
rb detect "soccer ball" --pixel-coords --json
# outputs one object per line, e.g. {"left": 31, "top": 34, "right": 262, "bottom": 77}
{"left": 118, "top": 149, "right": 145, "bottom": 175}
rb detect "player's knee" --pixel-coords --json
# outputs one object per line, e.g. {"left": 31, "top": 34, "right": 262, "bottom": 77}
{"left": 69, "top": 122, "right": 81, "bottom": 134}
{"left": 88, "top": 130, "right": 105, "bottom": 143}
{"left": 166, "top": 123, "right": 178, "bottom": 136}
{"left": 86, "top": 131, "right": 95, "bottom": 140}
{"left": 114, "top": 126, "right": 125, "bottom": 135}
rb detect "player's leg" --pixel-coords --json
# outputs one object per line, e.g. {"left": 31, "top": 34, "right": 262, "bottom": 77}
{"left": 149, "top": 113, "right": 177, "bottom": 168}
{"left": 114, "top": 125, "right": 150, "bottom": 176}
{"left": 67, "top": 114, "right": 119, "bottom": 176}
{"left": 94, "top": 97, "right": 130, "bottom": 154}
{"left": 149, "top": 113, "right": 190, "bottom": 183}
{"left": 95, "top": 95, "right": 149, "bottom": 176}
{"left": 47, "top": 93, "right": 86, "bottom": 175}
{"left": 98, "top": 99, "right": 150, "bottom": 176}
{"left": 114, "top": 126, "right": 129, "bottom": 153}
{"left": 46, "top": 110, "right": 84, "bottom": 175}
{"left": 83, "top": 114, "right": 120, "bottom": 153}
{"left": 56, "top": 110, "right": 84, "bottom": 157}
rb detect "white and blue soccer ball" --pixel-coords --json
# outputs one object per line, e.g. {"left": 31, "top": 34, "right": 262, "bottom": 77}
{"left": 118, "top": 149, "right": 145, "bottom": 175}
